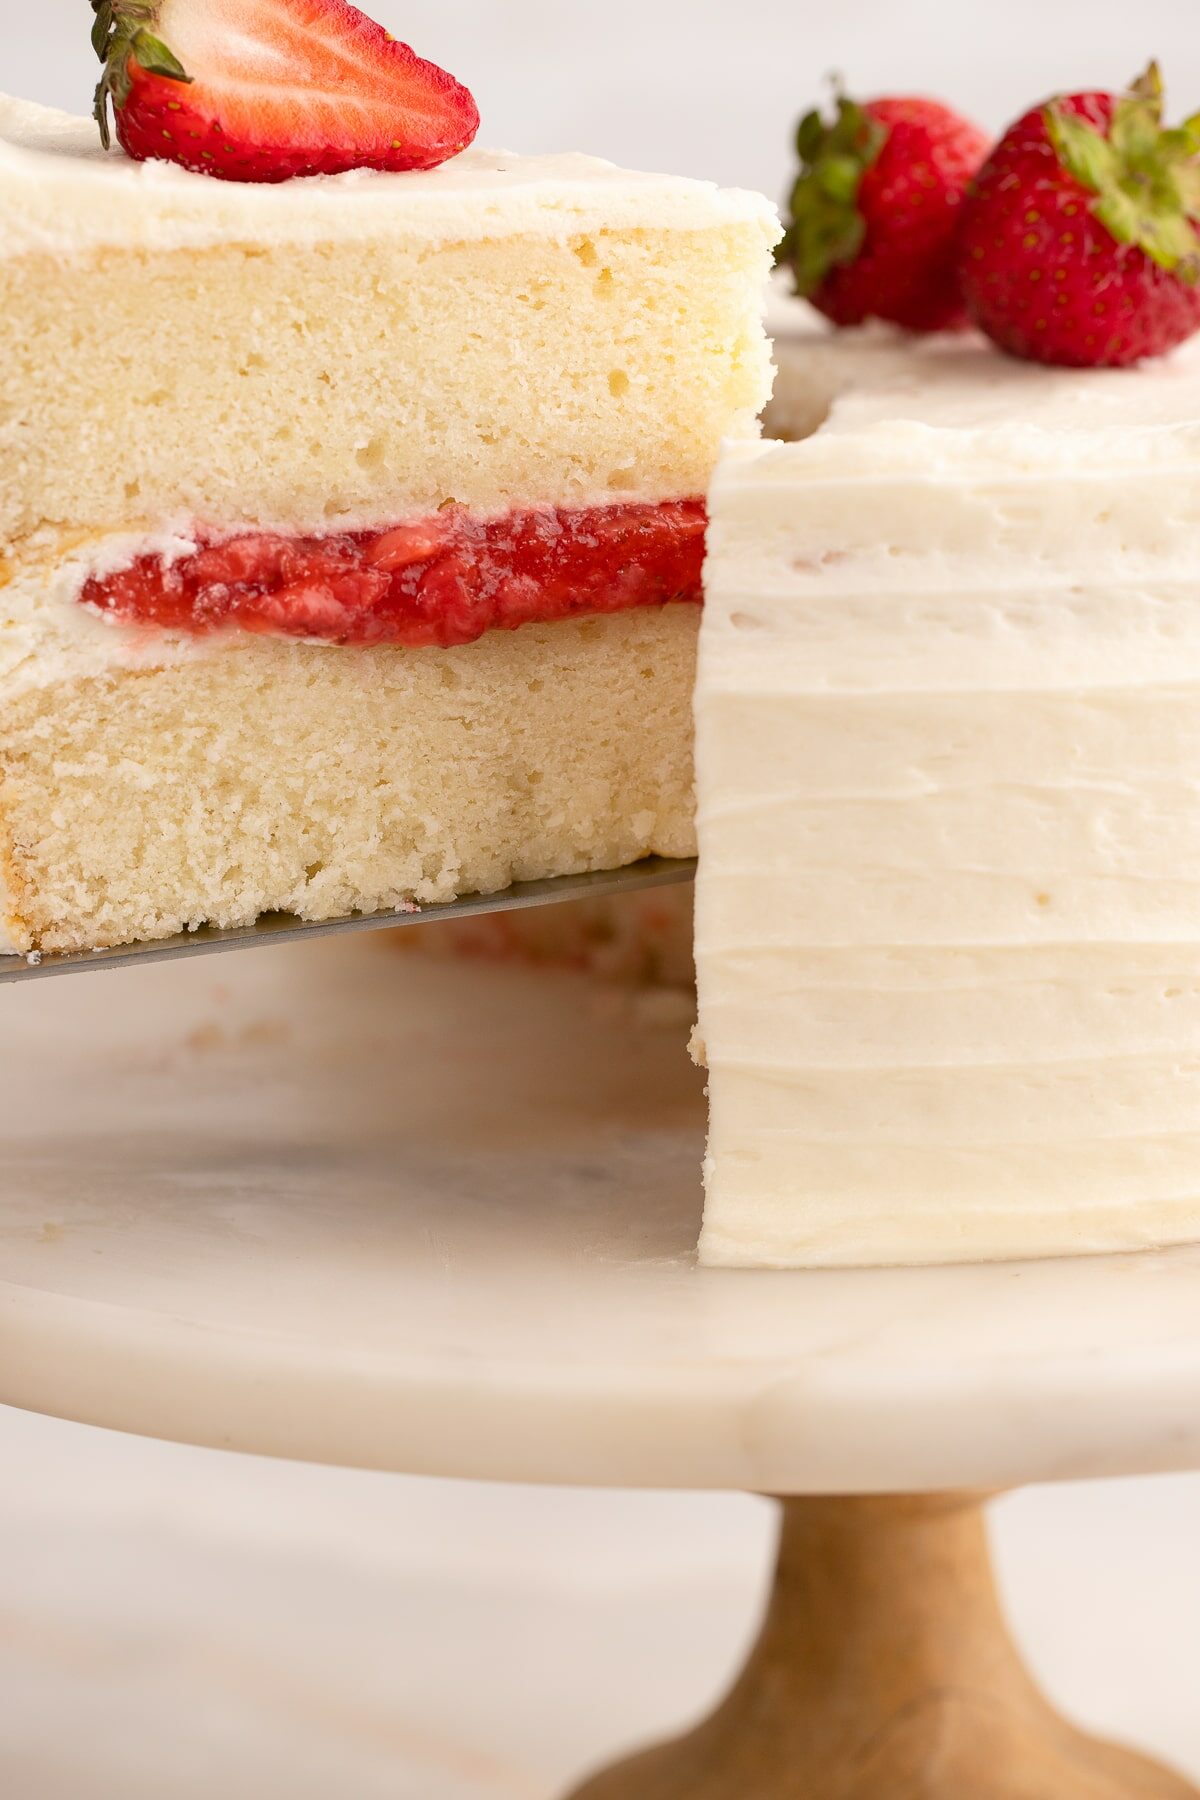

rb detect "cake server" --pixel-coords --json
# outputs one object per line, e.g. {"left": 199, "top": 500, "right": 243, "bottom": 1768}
{"left": 0, "top": 857, "right": 696, "bottom": 985}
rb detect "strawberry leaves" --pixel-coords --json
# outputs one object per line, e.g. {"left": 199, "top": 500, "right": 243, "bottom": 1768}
{"left": 91, "top": 0, "right": 191, "bottom": 151}
{"left": 779, "top": 88, "right": 990, "bottom": 332}
{"left": 780, "top": 86, "right": 888, "bottom": 295}
{"left": 1045, "top": 62, "right": 1200, "bottom": 284}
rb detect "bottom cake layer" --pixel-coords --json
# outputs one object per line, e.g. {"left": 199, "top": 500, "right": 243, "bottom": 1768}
{"left": 0, "top": 605, "right": 698, "bottom": 954}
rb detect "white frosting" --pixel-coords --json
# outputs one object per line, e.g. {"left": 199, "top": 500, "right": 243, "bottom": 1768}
{"left": 0, "top": 530, "right": 234, "bottom": 954}
{"left": 696, "top": 310, "right": 1200, "bottom": 1267}
{"left": 0, "top": 95, "right": 774, "bottom": 259}
{"left": 1, "top": 528, "right": 222, "bottom": 696}
{"left": 766, "top": 287, "right": 1200, "bottom": 435}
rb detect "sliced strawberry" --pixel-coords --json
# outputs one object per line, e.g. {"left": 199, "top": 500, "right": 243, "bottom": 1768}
{"left": 364, "top": 520, "right": 451, "bottom": 571}
{"left": 92, "top": 0, "right": 479, "bottom": 182}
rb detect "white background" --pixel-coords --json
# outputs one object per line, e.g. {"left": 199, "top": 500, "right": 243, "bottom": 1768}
{"left": 5, "top": 1, "right": 1200, "bottom": 1793}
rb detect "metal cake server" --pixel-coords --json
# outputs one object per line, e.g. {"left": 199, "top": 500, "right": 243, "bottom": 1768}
{"left": 0, "top": 857, "right": 696, "bottom": 985}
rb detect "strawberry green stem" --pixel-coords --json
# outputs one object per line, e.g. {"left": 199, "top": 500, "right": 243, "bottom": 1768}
{"left": 1046, "top": 62, "right": 1200, "bottom": 283}
{"left": 778, "top": 84, "right": 888, "bottom": 295}
{"left": 91, "top": 0, "right": 191, "bottom": 151}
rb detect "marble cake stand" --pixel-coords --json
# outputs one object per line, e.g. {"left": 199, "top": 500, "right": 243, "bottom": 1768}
{"left": 2, "top": 935, "right": 1199, "bottom": 1797}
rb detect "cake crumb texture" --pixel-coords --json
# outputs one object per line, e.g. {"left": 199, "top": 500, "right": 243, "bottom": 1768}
{"left": 0, "top": 225, "right": 776, "bottom": 545}
{"left": 0, "top": 607, "right": 698, "bottom": 953}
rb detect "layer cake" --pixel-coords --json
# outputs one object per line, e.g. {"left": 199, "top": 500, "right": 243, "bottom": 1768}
{"left": 696, "top": 303, "right": 1200, "bottom": 1267}
{"left": 0, "top": 96, "right": 777, "bottom": 953}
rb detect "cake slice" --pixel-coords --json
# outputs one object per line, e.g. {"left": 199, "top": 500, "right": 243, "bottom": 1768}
{"left": 0, "top": 96, "right": 777, "bottom": 954}
{"left": 695, "top": 304, "right": 1200, "bottom": 1267}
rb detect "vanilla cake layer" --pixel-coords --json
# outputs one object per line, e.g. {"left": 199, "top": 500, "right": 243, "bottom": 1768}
{"left": 0, "top": 99, "right": 776, "bottom": 954}
{"left": 696, "top": 317, "right": 1200, "bottom": 1268}
{"left": 1, "top": 99, "right": 777, "bottom": 546}
{"left": 1, "top": 606, "right": 697, "bottom": 954}
{"left": 3, "top": 226, "right": 770, "bottom": 550}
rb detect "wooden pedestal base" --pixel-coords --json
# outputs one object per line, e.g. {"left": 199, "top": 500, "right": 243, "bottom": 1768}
{"left": 569, "top": 1495, "right": 1196, "bottom": 1800}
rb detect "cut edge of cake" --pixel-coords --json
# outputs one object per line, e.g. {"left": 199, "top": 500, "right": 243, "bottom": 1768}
{"left": 0, "top": 97, "right": 779, "bottom": 954}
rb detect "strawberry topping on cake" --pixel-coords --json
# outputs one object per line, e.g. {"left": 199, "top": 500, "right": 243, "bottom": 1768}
{"left": 778, "top": 84, "right": 990, "bottom": 333}
{"left": 91, "top": 0, "right": 479, "bottom": 179}
{"left": 959, "top": 63, "right": 1200, "bottom": 367}
{"left": 81, "top": 501, "right": 708, "bottom": 649}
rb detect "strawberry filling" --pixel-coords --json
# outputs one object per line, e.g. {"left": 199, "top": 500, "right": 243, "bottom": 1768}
{"left": 81, "top": 500, "right": 708, "bottom": 650}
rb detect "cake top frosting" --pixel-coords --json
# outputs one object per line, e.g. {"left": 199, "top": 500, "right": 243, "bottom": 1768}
{"left": 0, "top": 94, "right": 777, "bottom": 258}
{"left": 767, "top": 288, "right": 1200, "bottom": 440}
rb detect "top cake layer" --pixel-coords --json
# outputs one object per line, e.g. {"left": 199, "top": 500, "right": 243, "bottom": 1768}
{"left": 0, "top": 96, "right": 774, "bottom": 257}
{"left": 0, "top": 97, "right": 778, "bottom": 563}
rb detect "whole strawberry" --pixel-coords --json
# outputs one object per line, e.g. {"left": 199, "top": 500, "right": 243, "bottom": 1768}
{"left": 91, "top": 0, "right": 479, "bottom": 182}
{"left": 778, "top": 87, "right": 991, "bottom": 333}
{"left": 959, "top": 64, "right": 1200, "bottom": 367}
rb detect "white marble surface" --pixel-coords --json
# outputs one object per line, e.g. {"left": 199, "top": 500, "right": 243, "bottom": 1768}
{"left": 2, "top": 1407, "right": 1200, "bottom": 1797}
{"left": 3, "top": 936, "right": 1200, "bottom": 1493}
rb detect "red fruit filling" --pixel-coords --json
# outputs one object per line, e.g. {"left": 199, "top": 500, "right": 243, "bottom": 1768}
{"left": 82, "top": 500, "right": 707, "bottom": 649}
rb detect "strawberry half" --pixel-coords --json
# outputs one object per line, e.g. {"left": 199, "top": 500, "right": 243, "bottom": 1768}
{"left": 91, "top": 0, "right": 480, "bottom": 182}
{"left": 959, "top": 64, "right": 1200, "bottom": 367}
{"left": 778, "top": 85, "right": 991, "bottom": 333}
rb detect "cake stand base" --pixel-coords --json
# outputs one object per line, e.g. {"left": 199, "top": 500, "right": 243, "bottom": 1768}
{"left": 569, "top": 1495, "right": 1196, "bottom": 1800}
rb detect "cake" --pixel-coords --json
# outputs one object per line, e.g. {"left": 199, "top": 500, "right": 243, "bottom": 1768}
{"left": 0, "top": 95, "right": 777, "bottom": 955}
{"left": 695, "top": 301, "right": 1200, "bottom": 1268}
